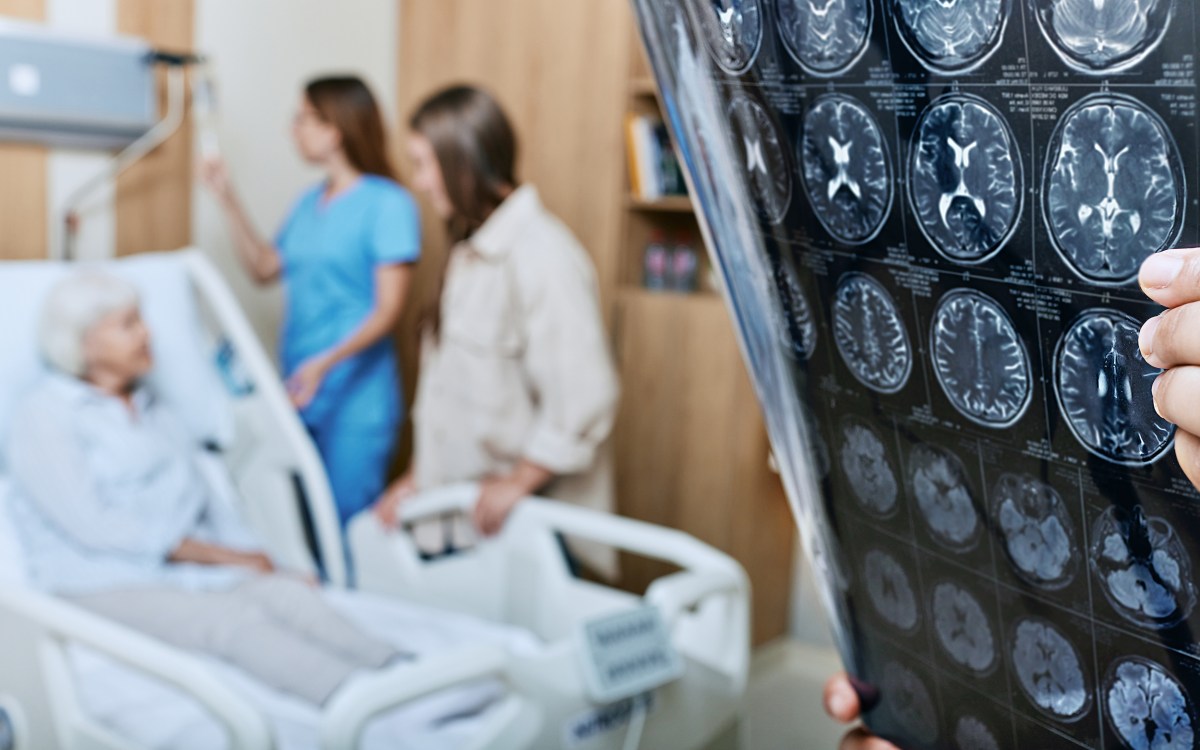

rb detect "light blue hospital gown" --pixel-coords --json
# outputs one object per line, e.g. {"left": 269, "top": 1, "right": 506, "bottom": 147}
{"left": 275, "top": 175, "right": 421, "bottom": 525}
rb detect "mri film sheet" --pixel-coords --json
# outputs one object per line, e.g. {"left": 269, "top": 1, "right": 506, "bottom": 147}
{"left": 631, "top": 0, "right": 1200, "bottom": 747}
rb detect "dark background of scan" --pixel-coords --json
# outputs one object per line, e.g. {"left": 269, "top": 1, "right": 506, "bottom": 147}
{"left": 633, "top": 0, "right": 1200, "bottom": 748}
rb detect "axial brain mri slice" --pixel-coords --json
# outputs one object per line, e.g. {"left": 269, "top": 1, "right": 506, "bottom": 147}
{"left": 800, "top": 93, "right": 894, "bottom": 245}
{"left": 1090, "top": 505, "right": 1196, "bottom": 630}
{"left": 776, "top": 0, "right": 873, "bottom": 76}
{"left": 771, "top": 257, "right": 818, "bottom": 360}
{"left": 832, "top": 273, "right": 912, "bottom": 393}
{"left": 729, "top": 93, "right": 793, "bottom": 224}
{"left": 1033, "top": 0, "right": 1176, "bottom": 74}
{"left": 838, "top": 416, "right": 899, "bottom": 516}
{"left": 1010, "top": 617, "right": 1091, "bottom": 720}
{"left": 1056, "top": 309, "right": 1175, "bottom": 465}
{"left": 689, "top": 0, "right": 763, "bottom": 74}
{"left": 892, "top": 0, "right": 1009, "bottom": 73}
{"left": 1106, "top": 657, "right": 1195, "bottom": 750}
{"left": 954, "top": 715, "right": 1001, "bottom": 750}
{"left": 864, "top": 548, "right": 920, "bottom": 632}
{"left": 931, "top": 289, "right": 1032, "bottom": 428}
{"left": 1045, "top": 94, "right": 1185, "bottom": 285}
{"left": 992, "top": 474, "right": 1076, "bottom": 589}
{"left": 910, "top": 95, "right": 1023, "bottom": 264}
{"left": 881, "top": 662, "right": 940, "bottom": 744}
{"left": 908, "top": 444, "right": 979, "bottom": 550}
{"left": 932, "top": 581, "right": 996, "bottom": 674}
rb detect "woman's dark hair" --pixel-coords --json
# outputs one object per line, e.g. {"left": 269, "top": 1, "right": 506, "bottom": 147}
{"left": 409, "top": 85, "right": 518, "bottom": 242}
{"left": 409, "top": 85, "right": 519, "bottom": 337}
{"left": 305, "top": 76, "right": 397, "bottom": 180}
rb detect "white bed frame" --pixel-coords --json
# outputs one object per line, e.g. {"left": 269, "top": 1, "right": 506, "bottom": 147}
{"left": 0, "top": 250, "right": 750, "bottom": 749}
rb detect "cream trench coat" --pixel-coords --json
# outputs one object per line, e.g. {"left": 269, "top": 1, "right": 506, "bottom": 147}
{"left": 411, "top": 185, "right": 620, "bottom": 577}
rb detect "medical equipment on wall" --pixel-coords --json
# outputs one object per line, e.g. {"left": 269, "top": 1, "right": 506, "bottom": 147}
{"left": 0, "top": 18, "right": 219, "bottom": 260}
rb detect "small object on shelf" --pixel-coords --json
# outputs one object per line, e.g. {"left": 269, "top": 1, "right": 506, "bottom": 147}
{"left": 624, "top": 112, "right": 687, "bottom": 201}
{"left": 643, "top": 231, "right": 670, "bottom": 290}
{"left": 670, "top": 234, "right": 698, "bottom": 293}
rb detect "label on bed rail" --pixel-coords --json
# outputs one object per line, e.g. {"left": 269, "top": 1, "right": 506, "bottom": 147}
{"left": 578, "top": 604, "right": 684, "bottom": 705}
{"left": 563, "top": 692, "right": 656, "bottom": 749}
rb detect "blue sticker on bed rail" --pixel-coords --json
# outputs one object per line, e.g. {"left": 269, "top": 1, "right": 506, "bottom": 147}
{"left": 578, "top": 604, "right": 684, "bottom": 704}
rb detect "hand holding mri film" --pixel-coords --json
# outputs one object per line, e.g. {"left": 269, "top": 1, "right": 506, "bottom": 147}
{"left": 1139, "top": 247, "right": 1200, "bottom": 491}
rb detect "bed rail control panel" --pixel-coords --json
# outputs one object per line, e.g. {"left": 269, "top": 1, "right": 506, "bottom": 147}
{"left": 578, "top": 605, "right": 684, "bottom": 705}
{"left": 0, "top": 19, "right": 156, "bottom": 149}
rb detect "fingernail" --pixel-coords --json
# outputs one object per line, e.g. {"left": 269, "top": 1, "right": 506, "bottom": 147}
{"left": 1141, "top": 253, "right": 1185, "bottom": 289}
{"left": 1140, "top": 316, "right": 1160, "bottom": 360}
{"left": 1153, "top": 374, "right": 1164, "bottom": 417}
{"left": 827, "top": 691, "right": 850, "bottom": 719}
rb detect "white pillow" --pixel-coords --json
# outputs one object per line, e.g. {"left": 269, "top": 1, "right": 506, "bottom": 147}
{"left": 0, "top": 252, "right": 233, "bottom": 467}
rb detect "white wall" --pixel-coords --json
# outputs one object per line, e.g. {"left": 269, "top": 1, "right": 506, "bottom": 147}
{"left": 45, "top": 0, "right": 117, "bottom": 261}
{"left": 192, "top": 0, "right": 399, "bottom": 356}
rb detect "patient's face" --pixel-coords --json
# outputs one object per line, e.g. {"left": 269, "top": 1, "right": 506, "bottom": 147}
{"left": 82, "top": 305, "right": 153, "bottom": 384}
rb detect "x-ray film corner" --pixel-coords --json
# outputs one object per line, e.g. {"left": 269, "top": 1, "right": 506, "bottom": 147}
{"left": 632, "top": 0, "right": 1200, "bottom": 748}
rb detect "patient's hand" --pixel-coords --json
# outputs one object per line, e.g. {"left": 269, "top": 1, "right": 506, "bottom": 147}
{"left": 374, "top": 472, "right": 417, "bottom": 528}
{"left": 824, "top": 673, "right": 898, "bottom": 750}
{"left": 236, "top": 551, "right": 276, "bottom": 575}
{"left": 170, "top": 539, "right": 276, "bottom": 574}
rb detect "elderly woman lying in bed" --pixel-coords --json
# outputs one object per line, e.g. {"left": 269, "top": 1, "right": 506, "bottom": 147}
{"left": 5, "top": 270, "right": 406, "bottom": 707}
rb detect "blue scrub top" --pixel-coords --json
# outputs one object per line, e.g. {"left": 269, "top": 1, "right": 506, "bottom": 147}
{"left": 275, "top": 175, "right": 421, "bottom": 430}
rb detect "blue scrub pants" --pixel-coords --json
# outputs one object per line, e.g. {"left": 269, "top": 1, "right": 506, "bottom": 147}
{"left": 307, "top": 419, "right": 397, "bottom": 527}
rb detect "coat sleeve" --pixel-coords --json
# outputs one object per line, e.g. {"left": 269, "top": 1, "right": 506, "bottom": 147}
{"left": 515, "top": 234, "right": 621, "bottom": 475}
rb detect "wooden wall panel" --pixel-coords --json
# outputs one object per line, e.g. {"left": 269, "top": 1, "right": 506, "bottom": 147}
{"left": 115, "top": 0, "right": 194, "bottom": 255}
{"left": 0, "top": 0, "right": 47, "bottom": 260}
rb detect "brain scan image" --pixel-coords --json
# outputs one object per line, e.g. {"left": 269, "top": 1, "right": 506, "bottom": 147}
{"left": 1045, "top": 94, "right": 1185, "bottom": 285}
{"left": 772, "top": 258, "right": 818, "bottom": 360}
{"left": 800, "top": 94, "right": 894, "bottom": 245}
{"left": 908, "top": 444, "right": 980, "bottom": 551}
{"left": 931, "top": 289, "right": 1032, "bottom": 428}
{"left": 832, "top": 274, "right": 913, "bottom": 393}
{"left": 1032, "top": 0, "right": 1176, "bottom": 74}
{"left": 729, "top": 93, "right": 793, "bottom": 224}
{"left": 839, "top": 417, "right": 899, "bottom": 516}
{"left": 1091, "top": 505, "right": 1196, "bottom": 630}
{"left": 993, "top": 474, "right": 1076, "bottom": 589}
{"left": 881, "top": 662, "right": 940, "bottom": 744}
{"left": 689, "top": 0, "right": 763, "bottom": 74}
{"left": 910, "top": 95, "right": 1023, "bottom": 264}
{"left": 1010, "top": 617, "right": 1091, "bottom": 720}
{"left": 892, "top": 0, "right": 1009, "bottom": 73}
{"left": 1056, "top": 309, "right": 1175, "bottom": 465}
{"left": 1106, "top": 657, "right": 1195, "bottom": 750}
{"left": 864, "top": 549, "right": 920, "bottom": 632}
{"left": 954, "top": 715, "right": 1002, "bottom": 750}
{"left": 932, "top": 581, "right": 996, "bottom": 674}
{"left": 777, "top": 0, "right": 873, "bottom": 76}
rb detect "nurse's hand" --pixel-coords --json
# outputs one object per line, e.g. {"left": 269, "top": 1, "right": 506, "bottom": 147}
{"left": 199, "top": 155, "right": 235, "bottom": 205}
{"left": 374, "top": 472, "right": 417, "bottom": 529}
{"left": 824, "top": 673, "right": 898, "bottom": 750}
{"left": 1140, "top": 247, "right": 1200, "bottom": 491}
{"left": 473, "top": 477, "right": 526, "bottom": 537}
{"left": 287, "top": 356, "right": 331, "bottom": 409}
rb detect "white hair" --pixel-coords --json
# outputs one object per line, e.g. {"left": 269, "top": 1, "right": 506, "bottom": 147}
{"left": 38, "top": 270, "right": 140, "bottom": 376}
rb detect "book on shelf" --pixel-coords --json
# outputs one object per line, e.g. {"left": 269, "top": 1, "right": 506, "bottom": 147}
{"left": 624, "top": 113, "right": 686, "bottom": 202}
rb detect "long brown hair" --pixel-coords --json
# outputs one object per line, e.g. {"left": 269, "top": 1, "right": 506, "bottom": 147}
{"left": 410, "top": 85, "right": 519, "bottom": 338}
{"left": 306, "top": 76, "right": 397, "bottom": 180}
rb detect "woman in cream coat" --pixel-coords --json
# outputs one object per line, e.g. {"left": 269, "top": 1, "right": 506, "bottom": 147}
{"left": 374, "top": 85, "right": 619, "bottom": 578}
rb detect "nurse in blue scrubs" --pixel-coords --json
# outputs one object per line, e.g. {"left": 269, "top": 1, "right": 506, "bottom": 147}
{"left": 201, "top": 76, "right": 420, "bottom": 526}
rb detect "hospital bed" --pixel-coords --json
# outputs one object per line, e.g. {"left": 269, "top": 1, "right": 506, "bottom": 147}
{"left": 0, "top": 250, "right": 750, "bottom": 750}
